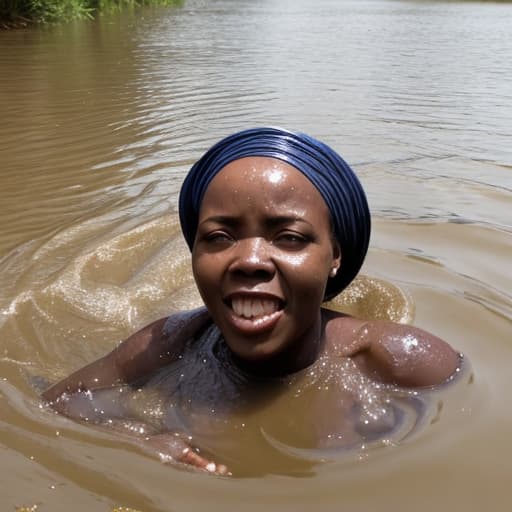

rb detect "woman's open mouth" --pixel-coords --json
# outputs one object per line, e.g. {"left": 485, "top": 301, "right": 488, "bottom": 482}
{"left": 225, "top": 295, "right": 285, "bottom": 332}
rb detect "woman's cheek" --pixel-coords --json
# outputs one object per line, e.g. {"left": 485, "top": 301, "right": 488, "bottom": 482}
{"left": 281, "top": 252, "right": 309, "bottom": 268}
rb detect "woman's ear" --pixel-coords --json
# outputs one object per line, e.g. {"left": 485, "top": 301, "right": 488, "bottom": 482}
{"left": 330, "top": 241, "right": 341, "bottom": 278}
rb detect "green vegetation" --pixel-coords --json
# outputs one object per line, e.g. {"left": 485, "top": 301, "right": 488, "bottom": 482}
{"left": 1, "top": 0, "right": 183, "bottom": 28}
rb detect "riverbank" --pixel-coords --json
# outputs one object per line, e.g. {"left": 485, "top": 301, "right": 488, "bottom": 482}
{"left": 0, "top": 0, "right": 183, "bottom": 28}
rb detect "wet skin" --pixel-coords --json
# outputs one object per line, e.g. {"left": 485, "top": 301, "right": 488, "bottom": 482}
{"left": 192, "top": 157, "right": 341, "bottom": 375}
{"left": 42, "top": 156, "right": 461, "bottom": 475}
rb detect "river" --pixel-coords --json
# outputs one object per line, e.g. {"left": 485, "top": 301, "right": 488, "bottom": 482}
{"left": 1, "top": 0, "right": 511, "bottom": 510}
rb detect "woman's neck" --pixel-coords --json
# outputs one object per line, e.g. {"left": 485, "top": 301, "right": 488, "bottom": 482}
{"left": 228, "top": 312, "right": 328, "bottom": 379}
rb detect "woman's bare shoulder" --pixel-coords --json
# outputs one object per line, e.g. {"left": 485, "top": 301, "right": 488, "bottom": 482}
{"left": 322, "top": 308, "right": 366, "bottom": 355}
{"left": 161, "top": 306, "right": 211, "bottom": 339}
{"left": 42, "top": 307, "right": 211, "bottom": 401}
{"left": 116, "top": 306, "right": 211, "bottom": 377}
{"left": 323, "top": 310, "right": 461, "bottom": 387}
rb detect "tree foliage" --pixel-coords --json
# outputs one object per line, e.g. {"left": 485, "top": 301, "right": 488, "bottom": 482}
{"left": 1, "top": 0, "right": 183, "bottom": 26}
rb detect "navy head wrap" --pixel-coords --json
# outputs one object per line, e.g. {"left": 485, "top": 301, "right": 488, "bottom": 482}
{"left": 179, "top": 127, "right": 371, "bottom": 300}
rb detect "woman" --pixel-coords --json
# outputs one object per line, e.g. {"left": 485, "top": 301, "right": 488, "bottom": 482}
{"left": 42, "top": 127, "right": 461, "bottom": 475}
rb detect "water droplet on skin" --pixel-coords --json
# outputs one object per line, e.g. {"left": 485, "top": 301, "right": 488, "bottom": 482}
{"left": 402, "top": 334, "right": 419, "bottom": 352}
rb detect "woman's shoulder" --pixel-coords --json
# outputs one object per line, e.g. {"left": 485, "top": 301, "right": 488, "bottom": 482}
{"left": 322, "top": 309, "right": 461, "bottom": 387}
{"left": 109, "top": 307, "right": 212, "bottom": 384}
{"left": 322, "top": 308, "right": 366, "bottom": 354}
{"left": 162, "top": 306, "right": 212, "bottom": 339}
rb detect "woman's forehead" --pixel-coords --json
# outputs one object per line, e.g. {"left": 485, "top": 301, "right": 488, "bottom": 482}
{"left": 202, "top": 156, "right": 328, "bottom": 208}
{"left": 207, "top": 156, "right": 314, "bottom": 191}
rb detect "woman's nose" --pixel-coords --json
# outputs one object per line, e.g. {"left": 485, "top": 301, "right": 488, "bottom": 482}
{"left": 228, "top": 237, "right": 275, "bottom": 278}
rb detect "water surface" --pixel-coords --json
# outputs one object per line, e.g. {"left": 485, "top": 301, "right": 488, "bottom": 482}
{"left": 1, "top": 0, "right": 511, "bottom": 510}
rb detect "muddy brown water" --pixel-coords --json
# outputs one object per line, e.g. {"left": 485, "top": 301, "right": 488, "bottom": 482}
{"left": 1, "top": 0, "right": 511, "bottom": 510}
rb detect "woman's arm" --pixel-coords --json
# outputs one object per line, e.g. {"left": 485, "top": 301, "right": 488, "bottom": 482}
{"left": 95, "top": 419, "right": 229, "bottom": 475}
{"left": 42, "top": 307, "right": 210, "bottom": 402}
{"left": 41, "top": 307, "right": 228, "bottom": 474}
{"left": 351, "top": 320, "right": 462, "bottom": 387}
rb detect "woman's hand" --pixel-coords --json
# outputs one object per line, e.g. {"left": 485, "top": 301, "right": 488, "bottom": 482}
{"left": 143, "top": 433, "right": 230, "bottom": 476}
{"left": 46, "top": 405, "right": 230, "bottom": 476}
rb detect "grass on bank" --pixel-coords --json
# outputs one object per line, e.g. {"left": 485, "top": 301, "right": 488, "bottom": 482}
{"left": 0, "top": 0, "right": 183, "bottom": 28}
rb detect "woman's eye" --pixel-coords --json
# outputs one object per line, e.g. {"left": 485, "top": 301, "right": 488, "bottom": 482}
{"left": 205, "top": 232, "right": 233, "bottom": 244}
{"left": 273, "top": 232, "right": 309, "bottom": 249}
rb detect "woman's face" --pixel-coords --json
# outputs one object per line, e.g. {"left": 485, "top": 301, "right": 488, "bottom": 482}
{"left": 192, "top": 156, "right": 341, "bottom": 371}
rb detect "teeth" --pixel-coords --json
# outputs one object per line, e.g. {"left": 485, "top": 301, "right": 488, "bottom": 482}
{"left": 253, "top": 300, "right": 263, "bottom": 317}
{"left": 231, "top": 297, "right": 280, "bottom": 319}
{"left": 243, "top": 300, "right": 251, "bottom": 318}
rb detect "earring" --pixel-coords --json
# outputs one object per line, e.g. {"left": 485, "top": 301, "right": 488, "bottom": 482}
{"left": 330, "top": 267, "right": 338, "bottom": 278}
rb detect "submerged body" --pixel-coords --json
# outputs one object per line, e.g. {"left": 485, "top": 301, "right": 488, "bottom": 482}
{"left": 42, "top": 129, "right": 461, "bottom": 475}
{"left": 43, "top": 305, "right": 460, "bottom": 475}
